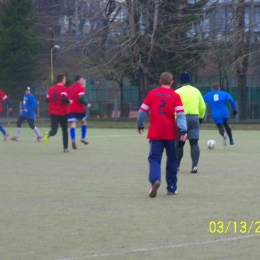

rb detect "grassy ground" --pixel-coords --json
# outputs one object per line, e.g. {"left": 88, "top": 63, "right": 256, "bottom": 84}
{"left": 0, "top": 128, "right": 260, "bottom": 260}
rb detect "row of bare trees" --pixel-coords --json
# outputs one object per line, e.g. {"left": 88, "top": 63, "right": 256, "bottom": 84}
{"left": 2, "top": 0, "right": 259, "bottom": 119}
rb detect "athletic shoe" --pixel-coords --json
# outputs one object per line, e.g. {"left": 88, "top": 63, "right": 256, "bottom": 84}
{"left": 230, "top": 140, "right": 234, "bottom": 145}
{"left": 10, "top": 136, "right": 18, "bottom": 141}
{"left": 3, "top": 133, "right": 9, "bottom": 141}
{"left": 44, "top": 131, "right": 49, "bottom": 145}
{"left": 36, "top": 136, "right": 42, "bottom": 142}
{"left": 222, "top": 133, "right": 227, "bottom": 146}
{"left": 191, "top": 166, "right": 198, "bottom": 174}
{"left": 72, "top": 140, "right": 77, "bottom": 149}
{"left": 167, "top": 190, "right": 177, "bottom": 195}
{"left": 81, "top": 139, "right": 89, "bottom": 145}
{"left": 63, "top": 148, "right": 69, "bottom": 153}
{"left": 149, "top": 181, "right": 160, "bottom": 198}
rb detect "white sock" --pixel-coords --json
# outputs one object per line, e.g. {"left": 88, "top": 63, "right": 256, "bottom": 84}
{"left": 33, "top": 126, "right": 41, "bottom": 137}
{"left": 16, "top": 128, "right": 21, "bottom": 137}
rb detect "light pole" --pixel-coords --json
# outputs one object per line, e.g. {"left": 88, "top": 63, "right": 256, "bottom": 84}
{"left": 50, "top": 28, "right": 60, "bottom": 83}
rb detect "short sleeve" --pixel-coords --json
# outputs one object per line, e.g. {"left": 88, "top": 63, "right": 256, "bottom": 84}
{"left": 140, "top": 92, "right": 152, "bottom": 112}
{"left": 174, "top": 93, "right": 185, "bottom": 113}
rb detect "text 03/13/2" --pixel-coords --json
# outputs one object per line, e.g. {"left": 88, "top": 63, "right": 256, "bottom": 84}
{"left": 209, "top": 221, "right": 260, "bottom": 234}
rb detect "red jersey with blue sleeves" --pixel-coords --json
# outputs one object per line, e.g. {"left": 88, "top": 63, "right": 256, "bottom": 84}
{"left": 139, "top": 87, "right": 185, "bottom": 140}
{"left": 46, "top": 85, "right": 68, "bottom": 115}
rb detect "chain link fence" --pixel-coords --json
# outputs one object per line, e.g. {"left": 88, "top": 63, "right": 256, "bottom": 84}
{"left": 1, "top": 85, "right": 260, "bottom": 122}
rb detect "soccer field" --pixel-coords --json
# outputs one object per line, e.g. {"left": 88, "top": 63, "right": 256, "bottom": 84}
{"left": 0, "top": 128, "right": 259, "bottom": 260}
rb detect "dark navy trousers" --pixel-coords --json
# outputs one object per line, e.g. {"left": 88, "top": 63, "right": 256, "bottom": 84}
{"left": 148, "top": 140, "right": 178, "bottom": 193}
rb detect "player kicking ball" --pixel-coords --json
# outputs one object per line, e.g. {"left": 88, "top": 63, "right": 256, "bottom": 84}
{"left": 67, "top": 75, "right": 91, "bottom": 150}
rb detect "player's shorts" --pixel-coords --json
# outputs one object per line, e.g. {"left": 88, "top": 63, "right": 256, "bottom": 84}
{"left": 213, "top": 118, "right": 228, "bottom": 125}
{"left": 68, "top": 112, "right": 87, "bottom": 122}
{"left": 179, "top": 115, "right": 200, "bottom": 140}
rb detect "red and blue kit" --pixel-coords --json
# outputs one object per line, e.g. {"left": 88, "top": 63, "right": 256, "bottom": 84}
{"left": 67, "top": 83, "right": 85, "bottom": 113}
{"left": 140, "top": 87, "right": 184, "bottom": 140}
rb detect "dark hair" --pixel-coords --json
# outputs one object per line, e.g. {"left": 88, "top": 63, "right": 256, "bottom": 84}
{"left": 212, "top": 83, "right": 220, "bottom": 90}
{"left": 56, "top": 74, "right": 66, "bottom": 83}
{"left": 160, "top": 72, "right": 173, "bottom": 85}
{"left": 75, "top": 75, "right": 83, "bottom": 82}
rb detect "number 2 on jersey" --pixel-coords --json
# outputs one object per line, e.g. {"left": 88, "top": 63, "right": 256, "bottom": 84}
{"left": 159, "top": 100, "right": 166, "bottom": 114}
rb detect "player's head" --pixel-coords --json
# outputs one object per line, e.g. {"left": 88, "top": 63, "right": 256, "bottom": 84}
{"left": 75, "top": 75, "right": 84, "bottom": 86}
{"left": 160, "top": 72, "right": 174, "bottom": 86}
{"left": 25, "top": 87, "right": 31, "bottom": 95}
{"left": 180, "top": 72, "right": 190, "bottom": 84}
{"left": 56, "top": 74, "right": 66, "bottom": 85}
{"left": 212, "top": 83, "right": 220, "bottom": 91}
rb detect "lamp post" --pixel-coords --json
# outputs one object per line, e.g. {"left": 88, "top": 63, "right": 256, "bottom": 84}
{"left": 50, "top": 44, "right": 60, "bottom": 83}
{"left": 50, "top": 28, "right": 60, "bottom": 83}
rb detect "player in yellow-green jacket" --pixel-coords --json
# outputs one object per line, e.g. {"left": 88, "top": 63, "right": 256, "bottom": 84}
{"left": 175, "top": 72, "right": 206, "bottom": 174}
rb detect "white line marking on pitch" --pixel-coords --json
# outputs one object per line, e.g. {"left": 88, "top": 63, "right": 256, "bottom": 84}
{"left": 7, "top": 135, "right": 140, "bottom": 141}
{"left": 55, "top": 234, "right": 259, "bottom": 260}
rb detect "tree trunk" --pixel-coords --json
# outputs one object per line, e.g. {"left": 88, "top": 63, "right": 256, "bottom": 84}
{"left": 234, "top": 0, "right": 247, "bottom": 120}
{"left": 138, "top": 68, "right": 150, "bottom": 106}
{"left": 237, "top": 70, "right": 247, "bottom": 120}
{"left": 119, "top": 83, "right": 124, "bottom": 118}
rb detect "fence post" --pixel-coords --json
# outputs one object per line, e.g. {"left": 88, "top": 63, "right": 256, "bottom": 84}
{"left": 87, "top": 74, "right": 91, "bottom": 102}
{"left": 19, "top": 101, "right": 22, "bottom": 114}
{"left": 114, "top": 100, "right": 118, "bottom": 121}
{"left": 205, "top": 105, "right": 208, "bottom": 122}
{"left": 6, "top": 104, "right": 9, "bottom": 119}
{"left": 236, "top": 101, "right": 239, "bottom": 122}
{"left": 37, "top": 100, "right": 40, "bottom": 118}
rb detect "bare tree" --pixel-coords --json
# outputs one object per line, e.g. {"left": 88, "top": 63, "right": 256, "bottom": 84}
{"left": 230, "top": 0, "right": 254, "bottom": 120}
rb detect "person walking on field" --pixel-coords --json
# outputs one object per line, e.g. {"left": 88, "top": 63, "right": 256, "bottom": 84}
{"left": 0, "top": 89, "right": 12, "bottom": 140}
{"left": 175, "top": 72, "right": 206, "bottom": 174}
{"left": 67, "top": 75, "right": 91, "bottom": 150}
{"left": 44, "top": 74, "right": 70, "bottom": 152}
{"left": 137, "top": 72, "right": 187, "bottom": 198}
{"left": 10, "top": 87, "right": 42, "bottom": 141}
{"left": 203, "top": 83, "right": 237, "bottom": 146}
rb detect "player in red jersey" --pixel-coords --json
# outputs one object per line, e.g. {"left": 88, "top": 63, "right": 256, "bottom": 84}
{"left": 44, "top": 74, "right": 70, "bottom": 152}
{"left": 67, "top": 75, "right": 91, "bottom": 149}
{"left": 0, "top": 90, "right": 12, "bottom": 140}
{"left": 137, "top": 72, "right": 187, "bottom": 198}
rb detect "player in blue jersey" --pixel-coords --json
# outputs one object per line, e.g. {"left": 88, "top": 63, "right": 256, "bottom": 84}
{"left": 203, "top": 83, "right": 237, "bottom": 146}
{"left": 10, "top": 87, "right": 42, "bottom": 141}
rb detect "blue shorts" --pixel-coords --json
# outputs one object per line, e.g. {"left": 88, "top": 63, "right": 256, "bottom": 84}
{"left": 213, "top": 118, "right": 228, "bottom": 125}
{"left": 68, "top": 112, "right": 87, "bottom": 122}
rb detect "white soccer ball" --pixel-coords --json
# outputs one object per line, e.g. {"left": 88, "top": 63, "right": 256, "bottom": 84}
{"left": 207, "top": 140, "right": 216, "bottom": 149}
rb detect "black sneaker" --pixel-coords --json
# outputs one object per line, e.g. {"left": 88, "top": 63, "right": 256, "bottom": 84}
{"left": 81, "top": 139, "right": 89, "bottom": 145}
{"left": 191, "top": 166, "right": 198, "bottom": 174}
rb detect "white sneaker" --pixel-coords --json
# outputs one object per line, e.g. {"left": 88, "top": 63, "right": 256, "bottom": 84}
{"left": 223, "top": 133, "right": 227, "bottom": 146}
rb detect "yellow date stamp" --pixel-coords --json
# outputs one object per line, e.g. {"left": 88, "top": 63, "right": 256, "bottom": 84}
{"left": 209, "top": 221, "right": 260, "bottom": 234}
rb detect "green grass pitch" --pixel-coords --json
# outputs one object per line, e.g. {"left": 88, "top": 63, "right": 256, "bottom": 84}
{"left": 0, "top": 127, "right": 259, "bottom": 260}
